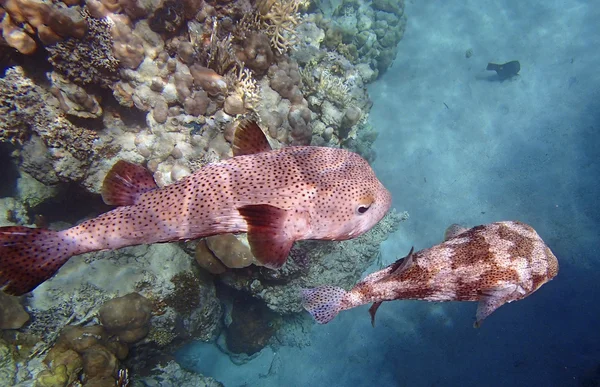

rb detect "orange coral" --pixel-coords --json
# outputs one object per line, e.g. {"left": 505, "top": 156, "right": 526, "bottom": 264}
{"left": 0, "top": 0, "right": 87, "bottom": 53}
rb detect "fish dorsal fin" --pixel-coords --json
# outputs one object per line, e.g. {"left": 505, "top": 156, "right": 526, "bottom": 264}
{"left": 102, "top": 160, "right": 158, "bottom": 206}
{"left": 390, "top": 246, "right": 415, "bottom": 275}
{"left": 366, "top": 247, "right": 415, "bottom": 284}
{"left": 444, "top": 224, "right": 468, "bottom": 241}
{"left": 238, "top": 204, "right": 296, "bottom": 269}
{"left": 233, "top": 120, "right": 272, "bottom": 156}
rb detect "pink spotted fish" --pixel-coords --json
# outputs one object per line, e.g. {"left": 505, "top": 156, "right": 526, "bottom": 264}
{"left": 0, "top": 121, "right": 392, "bottom": 295}
{"left": 302, "top": 221, "right": 559, "bottom": 327}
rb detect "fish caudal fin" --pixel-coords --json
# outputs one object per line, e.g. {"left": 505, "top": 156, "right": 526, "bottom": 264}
{"left": 0, "top": 226, "right": 75, "bottom": 295}
{"left": 486, "top": 63, "right": 500, "bottom": 71}
{"left": 102, "top": 160, "right": 158, "bottom": 206}
{"left": 301, "top": 285, "right": 348, "bottom": 324}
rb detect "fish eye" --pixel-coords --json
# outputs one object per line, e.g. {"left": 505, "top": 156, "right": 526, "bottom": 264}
{"left": 357, "top": 204, "right": 371, "bottom": 214}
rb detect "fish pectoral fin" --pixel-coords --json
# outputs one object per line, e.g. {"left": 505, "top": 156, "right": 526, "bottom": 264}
{"left": 233, "top": 120, "right": 273, "bottom": 156}
{"left": 474, "top": 284, "right": 518, "bottom": 328}
{"left": 368, "top": 302, "right": 383, "bottom": 327}
{"left": 238, "top": 204, "right": 296, "bottom": 269}
{"left": 102, "top": 160, "right": 158, "bottom": 206}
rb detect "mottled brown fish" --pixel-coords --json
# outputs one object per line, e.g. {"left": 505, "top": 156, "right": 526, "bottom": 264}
{"left": 0, "top": 121, "right": 391, "bottom": 295}
{"left": 302, "top": 221, "right": 558, "bottom": 327}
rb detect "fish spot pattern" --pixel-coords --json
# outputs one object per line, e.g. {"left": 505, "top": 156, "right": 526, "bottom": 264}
{"left": 0, "top": 227, "right": 74, "bottom": 295}
{"left": 67, "top": 146, "right": 389, "bottom": 250}
{"left": 364, "top": 221, "right": 558, "bottom": 304}
{"left": 301, "top": 285, "right": 347, "bottom": 324}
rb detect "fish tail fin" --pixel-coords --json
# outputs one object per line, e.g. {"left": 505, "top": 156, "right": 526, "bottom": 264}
{"left": 301, "top": 285, "right": 348, "bottom": 324}
{"left": 486, "top": 62, "right": 499, "bottom": 71}
{"left": 0, "top": 226, "right": 75, "bottom": 296}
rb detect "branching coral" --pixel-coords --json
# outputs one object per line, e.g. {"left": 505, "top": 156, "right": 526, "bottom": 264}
{"left": 317, "top": 69, "right": 351, "bottom": 107}
{"left": 224, "top": 66, "right": 261, "bottom": 115}
{"left": 46, "top": 9, "right": 119, "bottom": 87}
{"left": 193, "top": 18, "right": 241, "bottom": 75}
{"left": 256, "top": 0, "right": 307, "bottom": 55}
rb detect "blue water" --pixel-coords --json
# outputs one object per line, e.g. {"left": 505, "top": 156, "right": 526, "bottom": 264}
{"left": 177, "top": 0, "right": 600, "bottom": 386}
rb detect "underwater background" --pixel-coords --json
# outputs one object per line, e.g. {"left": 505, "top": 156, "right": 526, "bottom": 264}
{"left": 0, "top": 0, "right": 598, "bottom": 386}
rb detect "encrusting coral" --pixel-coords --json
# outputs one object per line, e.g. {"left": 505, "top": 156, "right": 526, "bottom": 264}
{"left": 0, "top": 292, "right": 29, "bottom": 329}
{"left": 98, "top": 292, "right": 152, "bottom": 343}
{"left": 0, "top": 66, "right": 100, "bottom": 185}
{"left": 30, "top": 292, "right": 155, "bottom": 386}
{"left": 205, "top": 234, "right": 258, "bottom": 269}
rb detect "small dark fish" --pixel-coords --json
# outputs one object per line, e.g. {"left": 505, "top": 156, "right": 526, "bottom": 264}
{"left": 302, "top": 221, "right": 558, "bottom": 328}
{"left": 486, "top": 60, "right": 520, "bottom": 80}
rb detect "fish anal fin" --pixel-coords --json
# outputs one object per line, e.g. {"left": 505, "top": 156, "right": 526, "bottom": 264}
{"left": 102, "top": 160, "right": 158, "bottom": 206}
{"left": 474, "top": 284, "right": 518, "bottom": 328}
{"left": 238, "top": 204, "right": 296, "bottom": 269}
{"left": 233, "top": 120, "right": 273, "bottom": 156}
{"left": 369, "top": 302, "right": 383, "bottom": 327}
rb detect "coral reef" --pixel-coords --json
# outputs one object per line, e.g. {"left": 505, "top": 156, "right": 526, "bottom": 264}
{"left": 0, "top": 66, "right": 100, "bottom": 185}
{"left": 0, "top": 339, "right": 17, "bottom": 385}
{"left": 137, "top": 360, "right": 223, "bottom": 387}
{"left": 1, "top": 0, "right": 406, "bottom": 191}
{"left": 0, "top": 0, "right": 409, "bottom": 383}
{"left": 34, "top": 292, "right": 152, "bottom": 387}
{"left": 224, "top": 291, "right": 279, "bottom": 355}
{"left": 314, "top": 0, "right": 407, "bottom": 75}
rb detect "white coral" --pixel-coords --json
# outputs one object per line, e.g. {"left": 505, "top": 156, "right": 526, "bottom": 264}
{"left": 257, "top": 0, "right": 308, "bottom": 54}
{"left": 234, "top": 67, "right": 261, "bottom": 112}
